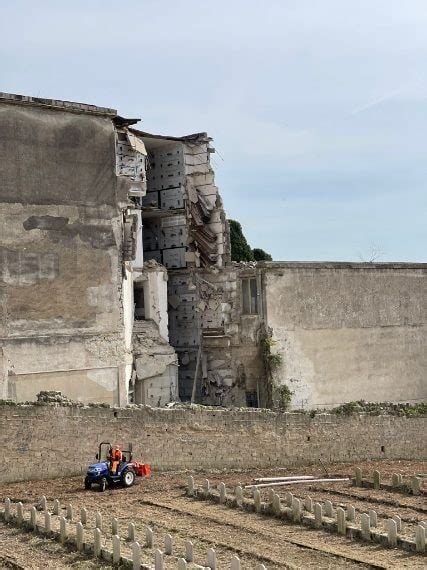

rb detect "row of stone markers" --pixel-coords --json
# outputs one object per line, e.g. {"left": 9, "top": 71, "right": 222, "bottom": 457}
{"left": 354, "top": 468, "right": 424, "bottom": 495}
{"left": 1, "top": 497, "right": 266, "bottom": 569}
{"left": 187, "top": 476, "right": 426, "bottom": 555}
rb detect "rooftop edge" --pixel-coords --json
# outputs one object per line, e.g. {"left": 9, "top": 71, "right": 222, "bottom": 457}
{"left": 0, "top": 92, "right": 117, "bottom": 117}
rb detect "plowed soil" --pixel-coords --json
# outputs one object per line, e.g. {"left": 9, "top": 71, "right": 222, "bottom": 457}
{"left": 0, "top": 460, "right": 425, "bottom": 569}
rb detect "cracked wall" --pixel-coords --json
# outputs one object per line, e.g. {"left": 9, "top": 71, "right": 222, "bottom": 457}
{"left": 168, "top": 265, "right": 266, "bottom": 406}
{"left": 0, "top": 95, "right": 129, "bottom": 404}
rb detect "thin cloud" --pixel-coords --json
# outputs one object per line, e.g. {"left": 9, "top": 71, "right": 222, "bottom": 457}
{"left": 349, "top": 87, "right": 406, "bottom": 116}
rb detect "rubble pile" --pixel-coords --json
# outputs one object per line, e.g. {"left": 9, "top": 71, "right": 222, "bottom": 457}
{"left": 35, "top": 391, "right": 79, "bottom": 406}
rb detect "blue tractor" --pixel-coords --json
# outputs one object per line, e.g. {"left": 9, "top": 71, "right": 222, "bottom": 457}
{"left": 84, "top": 442, "right": 137, "bottom": 492}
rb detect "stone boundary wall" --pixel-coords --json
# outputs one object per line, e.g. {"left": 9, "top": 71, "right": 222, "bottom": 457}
{"left": 0, "top": 404, "right": 425, "bottom": 483}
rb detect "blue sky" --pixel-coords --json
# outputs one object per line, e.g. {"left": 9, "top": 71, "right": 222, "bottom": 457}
{"left": 1, "top": 0, "right": 426, "bottom": 261}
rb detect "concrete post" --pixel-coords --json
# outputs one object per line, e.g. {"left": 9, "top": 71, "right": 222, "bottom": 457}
{"left": 66, "top": 504, "right": 73, "bottom": 521}
{"left": 314, "top": 503, "right": 323, "bottom": 529}
{"left": 206, "top": 548, "right": 216, "bottom": 569}
{"left": 254, "top": 489, "right": 262, "bottom": 513}
{"left": 273, "top": 493, "right": 281, "bottom": 516}
{"left": 4, "top": 498, "right": 11, "bottom": 521}
{"left": 203, "top": 479, "right": 210, "bottom": 494}
{"left": 368, "top": 509, "right": 377, "bottom": 527}
{"left": 76, "top": 522, "right": 84, "bottom": 551}
{"left": 132, "top": 542, "right": 141, "bottom": 570}
{"left": 219, "top": 482, "right": 226, "bottom": 504}
{"left": 347, "top": 505, "right": 355, "bottom": 522}
{"left": 112, "top": 534, "right": 121, "bottom": 565}
{"left": 154, "top": 549, "right": 163, "bottom": 570}
{"left": 355, "top": 467, "right": 362, "bottom": 487}
{"left": 361, "top": 513, "right": 370, "bottom": 540}
{"left": 128, "top": 522, "right": 136, "bottom": 542}
{"left": 257, "top": 565, "right": 267, "bottom": 570}
{"left": 230, "top": 555, "right": 241, "bottom": 570}
{"left": 411, "top": 476, "right": 421, "bottom": 496}
{"left": 177, "top": 559, "right": 187, "bottom": 570}
{"left": 187, "top": 475, "right": 195, "bottom": 496}
{"left": 146, "top": 526, "right": 154, "bottom": 548}
{"left": 44, "top": 511, "right": 51, "bottom": 533}
{"left": 94, "top": 528, "right": 102, "bottom": 557}
{"left": 397, "top": 473, "right": 403, "bottom": 485}
{"left": 387, "top": 519, "right": 397, "bottom": 547}
{"left": 95, "top": 512, "right": 102, "bottom": 531}
{"left": 391, "top": 473, "right": 400, "bottom": 488}
{"left": 284, "top": 491, "right": 293, "bottom": 507}
{"left": 292, "top": 498, "right": 302, "bottom": 523}
{"left": 17, "top": 502, "right": 24, "bottom": 524}
{"left": 164, "top": 533, "right": 173, "bottom": 555}
{"left": 373, "top": 470, "right": 380, "bottom": 490}
{"left": 53, "top": 499, "right": 60, "bottom": 516}
{"left": 185, "top": 540, "right": 193, "bottom": 562}
{"left": 59, "top": 516, "right": 67, "bottom": 544}
{"left": 416, "top": 524, "right": 426, "bottom": 553}
{"left": 112, "top": 517, "right": 119, "bottom": 536}
{"left": 267, "top": 488, "right": 274, "bottom": 504}
{"left": 324, "top": 500, "right": 333, "bottom": 518}
{"left": 392, "top": 514, "right": 402, "bottom": 532}
{"left": 235, "top": 486, "right": 243, "bottom": 507}
{"left": 80, "top": 508, "right": 87, "bottom": 525}
{"left": 30, "top": 506, "right": 37, "bottom": 531}
{"left": 304, "top": 496, "right": 313, "bottom": 513}
{"left": 40, "top": 496, "right": 47, "bottom": 512}
{"left": 337, "top": 507, "right": 346, "bottom": 535}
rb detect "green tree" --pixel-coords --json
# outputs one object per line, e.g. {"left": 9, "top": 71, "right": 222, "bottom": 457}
{"left": 229, "top": 219, "right": 273, "bottom": 262}
{"left": 252, "top": 248, "right": 272, "bottom": 261}
{"left": 229, "top": 220, "right": 254, "bottom": 262}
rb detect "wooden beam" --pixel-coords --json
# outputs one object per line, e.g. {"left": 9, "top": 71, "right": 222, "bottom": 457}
{"left": 245, "top": 478, "right": 350, "bottom": 489}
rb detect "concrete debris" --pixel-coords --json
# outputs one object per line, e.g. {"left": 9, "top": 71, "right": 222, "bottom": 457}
{"left": 36, "top": 391, "right": 77, "bottom": 406}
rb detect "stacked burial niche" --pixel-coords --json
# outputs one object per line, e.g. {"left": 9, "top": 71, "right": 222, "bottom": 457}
{"left": 135, "top": 130, "right": 230, "bottom": 401}
{"left": 135, "top": 130, "right": 266, "bottom": 407}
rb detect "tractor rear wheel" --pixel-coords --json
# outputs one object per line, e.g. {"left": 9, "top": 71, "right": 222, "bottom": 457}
{"left": 99, "top": 477, "right": 107, "bottom": 492}
{"left": 121, "top": 469, "right": 136, "bottom": 488}
{"left": 84, "top": 477, "right": 91, "bottom": 490}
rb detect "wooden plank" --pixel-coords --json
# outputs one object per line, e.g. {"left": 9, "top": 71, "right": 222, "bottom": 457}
{"left": 245, "top": 478, "right": 350, "bottom": 489}
{"left": 254, "top": 476, "right": 315, "bottom": 483}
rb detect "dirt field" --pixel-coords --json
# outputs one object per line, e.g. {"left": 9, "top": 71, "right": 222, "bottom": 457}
{"left": 0, "top": 460, "right": 425, "bottom": 569}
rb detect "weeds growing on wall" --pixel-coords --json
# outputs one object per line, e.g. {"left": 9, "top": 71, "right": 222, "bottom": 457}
{"left": 330, "top": 400, "right": 427, "bottom": 417}
{"left": 261, "top": 330, "right": 293, "bottom": 411}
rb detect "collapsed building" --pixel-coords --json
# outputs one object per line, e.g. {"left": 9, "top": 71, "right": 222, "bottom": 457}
{"left": 0, "top": 92, "right": 426, "bottom": 409}
{"left": 0, "top": 93, "right": 177, "bottom": 406}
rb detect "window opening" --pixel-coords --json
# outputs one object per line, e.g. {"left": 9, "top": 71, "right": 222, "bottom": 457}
{"left": 242, "top": 277, "right": 258, "bottom": 314}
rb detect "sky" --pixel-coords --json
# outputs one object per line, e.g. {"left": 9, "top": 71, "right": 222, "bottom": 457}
{"left": 1, "top": 0, "right": 426, "bottom": 261}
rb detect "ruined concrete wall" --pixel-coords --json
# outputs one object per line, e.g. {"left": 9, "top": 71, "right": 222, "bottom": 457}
{"left": 262, "top": 262, "right": 427, "bottom": 409}
{"left": 138, "top": 132, "right": 231, "bottom": 401}
{"left": 141, "top": 134, "right": 229, "bottom": 270}
{"left": 132, "top": 319, "right": 178, "bottom": 407}
{"left": 0, "top": 97, "right": 128, "bottom": 404}
{"left": 168, "top": 266, "right": 265, "bottom": 405}
{"left": 0, "top": 403, "right": 425, "bottom": 482}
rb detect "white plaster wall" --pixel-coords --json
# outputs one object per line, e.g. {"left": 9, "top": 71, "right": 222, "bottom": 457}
{"left": 131, "top": 209, "right": 144, "bottom": 272}
{"left": 264, "top": 264, "right": 427, "bottom": 409}
{"left": 122, "top": 265, "right": 135, "bottom": 403}
{"left": 144, "top": 270, "right": 169, "bottom": 342}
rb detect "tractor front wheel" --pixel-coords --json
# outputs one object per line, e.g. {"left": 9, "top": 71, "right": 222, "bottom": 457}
{"left": 84, "top": 477, "right": 91, "bottom": 490}
{"left": 121, "top": 470, "right": 136, "bottom": 488}
{"left": 99, "top": 477, "right": 107, "bottom": 492}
